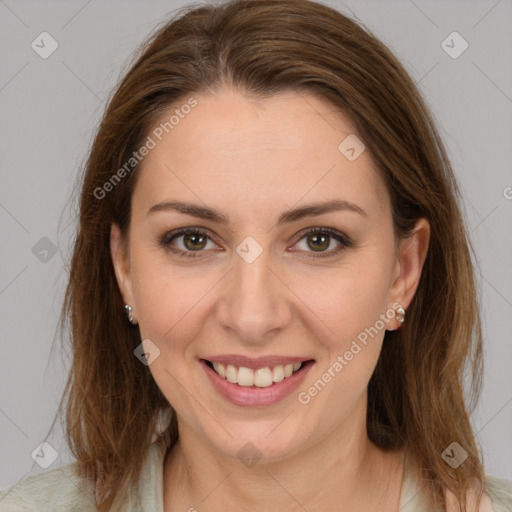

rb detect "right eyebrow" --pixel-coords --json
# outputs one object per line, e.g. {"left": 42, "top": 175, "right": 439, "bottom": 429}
{"left": 147, "top": 200, "right": 228, "bottom": 224}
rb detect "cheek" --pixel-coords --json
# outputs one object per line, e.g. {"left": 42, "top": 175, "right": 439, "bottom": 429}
{"left": 130, "top": 256, "right": 215, "bottom": 414}
{"left": 130, "top": 246, "right": 231, "bottom": 373}
{"left": 131, "top": 240, "right": 395, "bottom": 350}
{"left": 133, "top": 261, "right": 208, "bottom": 348}
{"left": 294, "top": 253, "right": 394, "bottom": 400}
{"left": 295, "top": 274, "right": 390, "bottom": 417}
{"left": 295, "top": 255, "right": 394, "bottom": 344}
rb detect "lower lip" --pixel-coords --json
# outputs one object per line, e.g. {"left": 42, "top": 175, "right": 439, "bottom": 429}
{"left": 200, "top": 359, "right": 314, "bottom": 407}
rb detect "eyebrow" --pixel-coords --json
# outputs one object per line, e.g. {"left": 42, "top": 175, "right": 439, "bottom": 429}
{"left": 147, "top": 199, "right": 367, "bottom": 225}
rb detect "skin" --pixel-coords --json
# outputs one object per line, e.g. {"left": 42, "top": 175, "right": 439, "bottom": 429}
{"left": 110, "top": 87, "right": 431, "bottom": 511}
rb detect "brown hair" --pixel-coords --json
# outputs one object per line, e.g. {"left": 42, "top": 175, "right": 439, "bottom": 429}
{"left": 57, "top": 0, "right": 485, "bottom": 510}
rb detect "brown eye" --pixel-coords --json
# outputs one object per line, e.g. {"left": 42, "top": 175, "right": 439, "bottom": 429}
{"left": 160, "top": 227, "right": 217, "bottom": 258}
{"left": 182, "top": 232, "right": 208, "bottom": 251}
{"left": 292, "top": 228, "right": 353, "bottom": 258}
{"left": 306, "top": 233, "right": 330, "bottom": 252}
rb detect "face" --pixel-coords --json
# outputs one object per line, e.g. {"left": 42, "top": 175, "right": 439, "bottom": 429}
{"left": 111, "top": 87, "right": 428, "bottom": 462}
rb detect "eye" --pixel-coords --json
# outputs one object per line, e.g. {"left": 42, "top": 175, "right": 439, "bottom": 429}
{"left": 160, "top": 227, "right": 218, "bottom": 258}
{"left": 160, "top": 226, "right": 353, "bottom": 259}
{"left": 291, "top": 227, "right": 353, "bottom": 258}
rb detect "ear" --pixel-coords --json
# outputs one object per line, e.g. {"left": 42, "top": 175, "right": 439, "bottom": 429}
{"left": 110, "top": 223, "right": 135, "bottom": 316}
{"left": 389, "top": 217, "right": 430, "bottom": 328}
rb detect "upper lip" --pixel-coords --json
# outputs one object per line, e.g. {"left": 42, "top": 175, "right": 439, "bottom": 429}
{"left": 201, "top": 354, "right": 314, "bottom": 369}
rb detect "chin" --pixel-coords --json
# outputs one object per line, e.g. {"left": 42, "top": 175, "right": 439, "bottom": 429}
{"left": 202, "top": 417, "right": 311, "bottom": 465}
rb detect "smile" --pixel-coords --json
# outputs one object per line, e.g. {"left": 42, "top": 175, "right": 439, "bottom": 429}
{"left": 200, "top": 356, "right": 315, "bottom": 407}
{"left": 206, "top": 360, "right": 303, "bottom": 388}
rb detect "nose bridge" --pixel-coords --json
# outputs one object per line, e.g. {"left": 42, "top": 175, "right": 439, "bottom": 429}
{"left": 218, "top": 241, "right": 290, "bottom": 343}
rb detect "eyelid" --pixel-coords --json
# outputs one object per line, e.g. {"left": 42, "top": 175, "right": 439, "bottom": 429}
{"left": 160, "top": 226, "right": 218, "bottom": 246}
{"left": 159, "top": 226, "right": 220, "bottom": 257}
{"left": 292, "top": 226, "right": 353, "bottom": 246}
{"left": 160, "top": 226, "right": 353, "bottom": 258}
{"left": 288, "top": 226, "right": 353, "bottom": 258}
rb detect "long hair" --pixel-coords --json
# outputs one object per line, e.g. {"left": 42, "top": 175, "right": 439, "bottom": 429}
{"left": 58, "top": 0, "right": 484, "bottom": 509}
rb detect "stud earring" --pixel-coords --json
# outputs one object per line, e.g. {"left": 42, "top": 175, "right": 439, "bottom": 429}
{"left": 396, "top": 304, "right": 405, "bottom": 325}
{"left": 124, "top": 304, "right": 136, "bottom": 325}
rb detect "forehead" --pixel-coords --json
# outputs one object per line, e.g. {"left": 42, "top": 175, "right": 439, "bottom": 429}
{"left": 132, "top": 88, "right": 390, "bottom": 222}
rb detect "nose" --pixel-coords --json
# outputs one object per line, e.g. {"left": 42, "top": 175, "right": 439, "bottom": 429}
{"left": 216, "top": 246, "right": 292, "bottom": 346}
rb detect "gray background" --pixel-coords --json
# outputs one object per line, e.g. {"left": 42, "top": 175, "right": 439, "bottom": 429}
{"left": 1, "top": 0, "right": 511, "bottom": 490}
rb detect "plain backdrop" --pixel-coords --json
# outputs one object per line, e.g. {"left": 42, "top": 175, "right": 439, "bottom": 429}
{"left": 1, "top": 0, "right": 511, "bottom": 490}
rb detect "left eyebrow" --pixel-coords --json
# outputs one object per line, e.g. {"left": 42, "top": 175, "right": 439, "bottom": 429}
{"left": 147, "top": 198, "right": 368, "bottom": 224}
{"left": 275, "top": 199, "right": 368, "bottom": 225}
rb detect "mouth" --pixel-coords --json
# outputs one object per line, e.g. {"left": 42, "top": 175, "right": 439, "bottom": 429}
{"left": 199, "top": 356, "right": 315, "bottom": 407}
{"left": 202, "top": 359, "right": 310, "bottom": 388}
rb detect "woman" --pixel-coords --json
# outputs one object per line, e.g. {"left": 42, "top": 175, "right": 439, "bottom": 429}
{"left": 1, "top": 0, "right": 511, "bottom": 510}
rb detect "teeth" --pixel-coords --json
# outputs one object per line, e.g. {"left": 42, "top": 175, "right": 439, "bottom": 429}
{"left": 226, "top": 364, "right": 237, "bottom": 383}
{"left": 210, "top": 361, "right": 305, "bottom": 388}
{"left": 214, "top": 361, "right": 225, "bottom": 378}
{"left": 272, "top": 365, "right": 284, "bottom": 383}
{"left": 238, "top": 367, "right": 254, "bottom": 386}
{"left": 254, "top": 367, "right": 273, "bottom": 387}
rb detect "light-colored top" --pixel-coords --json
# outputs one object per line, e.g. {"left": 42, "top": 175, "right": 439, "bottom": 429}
{"left": 1, "top": 439, "right": 511, "bottom": 511}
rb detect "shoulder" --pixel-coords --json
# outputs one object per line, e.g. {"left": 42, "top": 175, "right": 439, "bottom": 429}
{"left": 444, "top": 474, "right": 512, "bottom": 512}
{"left": 0, "top": 439, "right": 169, "bottom": 512}
{"left": 401, "top": 452, "right": 512, "bottom": 512}
{"left": 0, "top": 462, "right": 97, "bottom": 511}
{"left": 482, "top": 474, "right": 512, "bottom": 512}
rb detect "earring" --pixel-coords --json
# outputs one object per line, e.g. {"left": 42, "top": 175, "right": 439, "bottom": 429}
{"left": 124, "top": 304, "right": 136, "bottom": 324}
{"left": 396, "top": 304, "right": 405, "bottom": 325}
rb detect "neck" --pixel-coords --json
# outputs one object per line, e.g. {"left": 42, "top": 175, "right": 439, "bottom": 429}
{"left": 163, "top": 406, "right": 404, "bottom": 511}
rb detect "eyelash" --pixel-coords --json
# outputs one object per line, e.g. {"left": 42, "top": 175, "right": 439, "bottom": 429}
{"left": 159, "top": 226, "right": 353, "bottom": 259}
